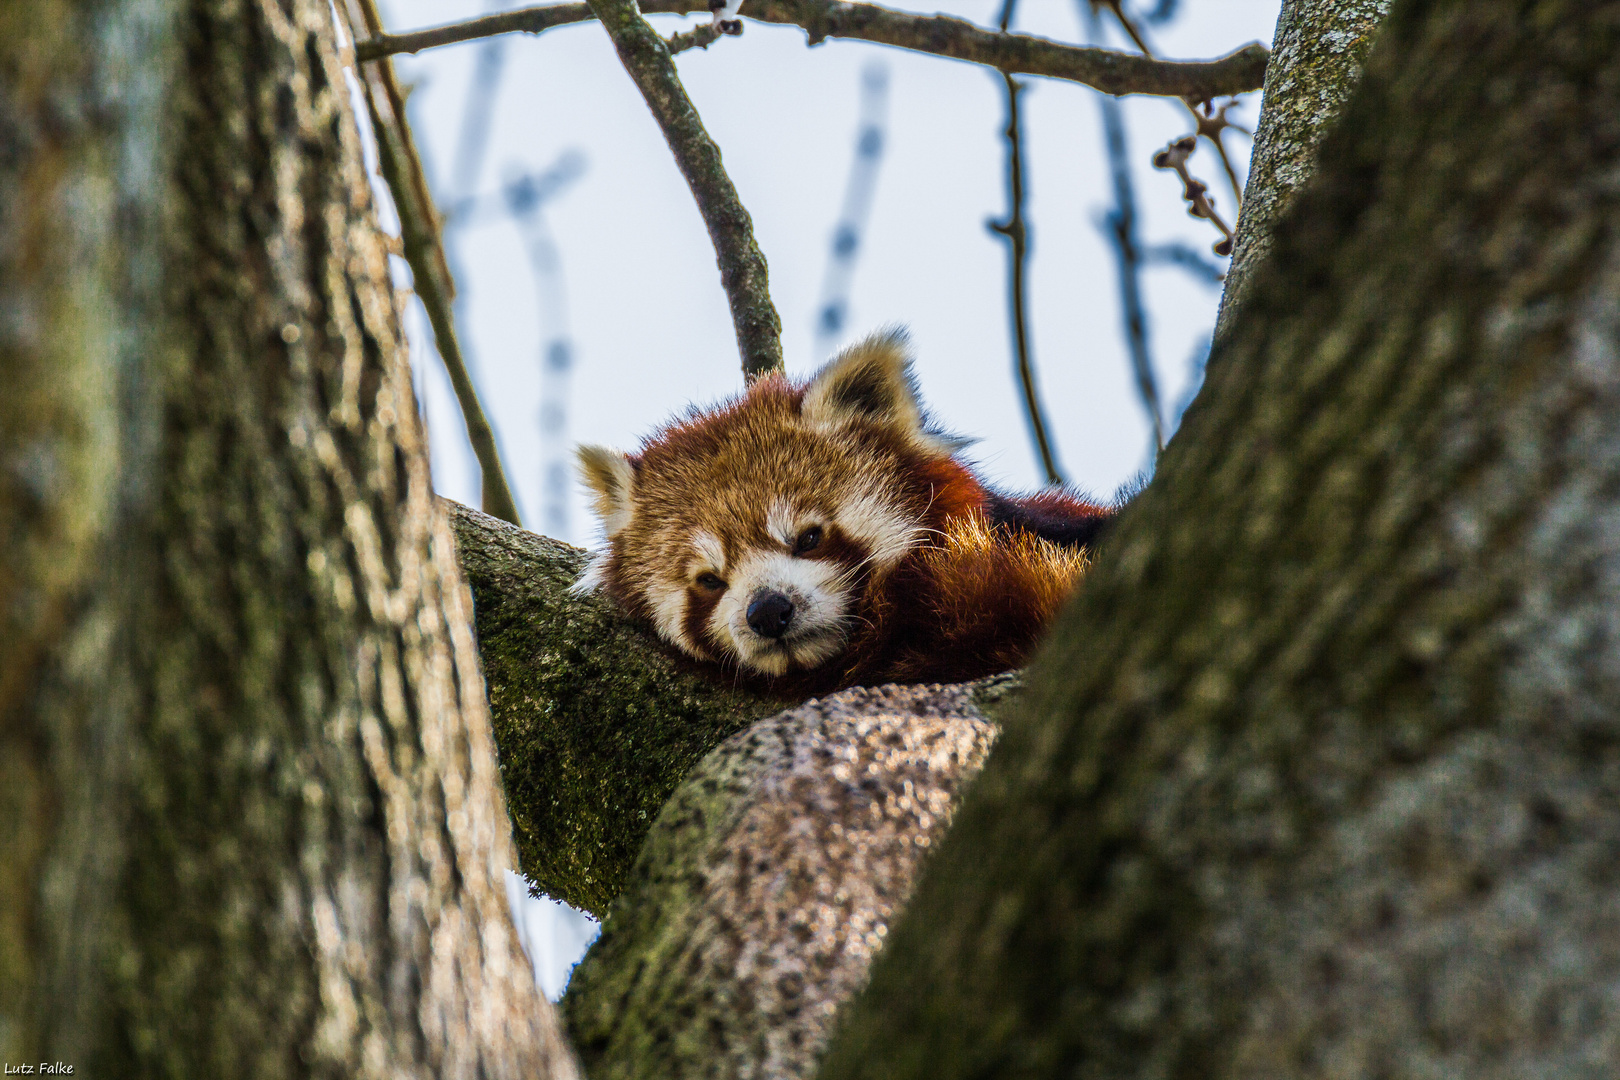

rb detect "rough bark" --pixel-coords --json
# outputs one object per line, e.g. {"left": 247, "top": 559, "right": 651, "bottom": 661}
{"left": 1212, "top": 0, "right": 1390, "bottom": 349}
{"left": 448, "top": 502, "right": 792, "bottom": 916}
{"left": 823, "top": 0, "right": 1620, "bottom": 1076}
{"left": 561, "top": 678, "right": 1022, "bottom": 1080}
{"left": 1, "top": 0, "right": 574, "bottom": 1075}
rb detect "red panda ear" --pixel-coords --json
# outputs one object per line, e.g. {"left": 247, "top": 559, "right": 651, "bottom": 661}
{"left": 802, "top": 329, "right": 954, "bottom": 457}
{"left": 576, "top": 445, "right": 636, "bottom": 537}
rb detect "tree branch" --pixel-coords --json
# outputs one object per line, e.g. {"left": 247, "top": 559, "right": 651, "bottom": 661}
{"left": 446, "top": 501, "right": 793, "bottom": 916}
{"left": 561, "top": 681, "right": 1021, "bottom": 1079}
{"left": 987, "top": 73, "right": 1065, "bottom": 486}
{"left": 585, "top": 0, "right": 784, "bottom": 380}
{"left": 346, "top": 0, "right": 526, "bottom": 526}
{"left": 354, "top": 0, "right": 1269, "bottom": 101}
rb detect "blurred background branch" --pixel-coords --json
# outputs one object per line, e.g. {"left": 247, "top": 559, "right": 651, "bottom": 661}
{"left": 987, "top": 1, "right": 1064, "bottom": 486}
{"left": 345, "top": 0, "right": 525, "bottom": 525}
{"left": 814, "top": 62, "right": 891, "bottom": 362}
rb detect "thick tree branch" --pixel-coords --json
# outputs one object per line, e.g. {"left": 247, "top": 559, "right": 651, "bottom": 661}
{"left": 6, "top": 0, "right": 573, "bottom": 1068}
{"left": 355, "top": 0, "right": 1269, "bottom": 100}
{"left": 562, "top": 681, "right": 1022, "bottom": 1080}
{"left": 446, "top": 502, "right": 792, "bottom": 916}
{"left": 346, "top": 0, "right": 526, "bottom": 525}
{"left": 586, "top": 0, "right": 784, "bottom": 380}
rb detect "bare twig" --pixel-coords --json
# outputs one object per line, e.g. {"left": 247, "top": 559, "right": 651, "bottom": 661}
{"left": 1091, "top": 0, "right": 1248, "bottom": 217}
{"left": 1140, "top": 241, "right": 1225, "bottom": 284}
{"left": 1152, "top": 134, "right": 1236, "bottom": 256}
{"left": 665, "top": 21, "right": 727, "bottom": 54}
{"left": 354, "top": 0, "right": 1269, "bottom": 101}
{"left": 1139, "top": 0, "right": 1179, "bottom": 25}
{"left": 341, "top": 0, "right": 525, "bottom": 526}
{"left": 447, "top": 37, "right": 507, "bottom": 207}
{"left": 988, "top": 70, "right": 1065, "bottom": 487}
{"left": 1095, "top": 0, "right": 1153, "bottom": 55}
{"left": 502, "top": 155, "right": 586, "bottom": 539}
{"left": 1193, "top": 98, "right": 1248, "bottom": 214}
{"left": 587, "top": 0, "right": 784, "bottom": 380}
{"left": 1083, "top": 0, "right": 1164, "bottom": 455}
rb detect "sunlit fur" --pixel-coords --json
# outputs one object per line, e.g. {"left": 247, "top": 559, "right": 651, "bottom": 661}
{"left": 574, "top": 330, "right": 1114, "bottom": 693}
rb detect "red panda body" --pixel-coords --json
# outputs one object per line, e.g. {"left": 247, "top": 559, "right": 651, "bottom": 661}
{"left": 576, "top": 332, "right": 1113, "bottom": 694}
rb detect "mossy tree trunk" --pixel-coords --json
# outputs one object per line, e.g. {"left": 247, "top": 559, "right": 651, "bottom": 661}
{"left": 0, "top": 0, "right": 574, "bottom": 1075}
{"left": 823, "top": 0, "right": 1620, "bottom": 1075}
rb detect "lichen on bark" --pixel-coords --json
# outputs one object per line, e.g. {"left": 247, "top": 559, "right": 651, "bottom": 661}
{"left": 1213, "top": 0, "right": 1391, "bottom": 349}
{"left": 561, "top": 680, "right": 1019, "bottom": 1080}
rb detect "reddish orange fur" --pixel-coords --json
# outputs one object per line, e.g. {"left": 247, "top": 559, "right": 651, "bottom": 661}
{"left": 576, "top": 331, "right": 1113, "bottom": 693}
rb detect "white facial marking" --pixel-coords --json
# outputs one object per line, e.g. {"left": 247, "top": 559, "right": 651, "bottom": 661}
{"left": 837, "top": 487, "right": 924, "bottom": 569}
{"left": 647, "top": 578, "right": 708, "bottom": 658}
{"left": 765, "top": 501, "right": 798, "bottom": 546}
{"left": 710, "top": 550, "right": 852, "bottom": 675}
{"left": 692, "top": 529, "right": 727, "bottom": 574}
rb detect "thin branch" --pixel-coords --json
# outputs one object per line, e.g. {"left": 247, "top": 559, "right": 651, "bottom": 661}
{"left": 996, "top": 0, "right": 1019, "bottom": 34}
{"left": 665, "top": 20, "right": 728, "bottom": 54}
{"left": 1084, "top": 0, "right": 1163, "bottom": 455}
{"left": 1098, "top": 99, "right": 1165, "bottom": 454}
{"left": 587, "top": 0, "right": 784, "bottom": 380}
{"left": 1193, "top": 98, "right": 1248, "bottom": 216}
{"left": 988, "top": 73, "right": 1064, "bottom": 487}
{"left": 354, "top": 0, "right": 1269, "bottom": 101}
{"left": 342, "top": 0, "right": 525, "bottom": 526}
{"left": 502, "top": 154, "right": 587, "bottom": 539}
{"left": 1139, "top": 241, "right": 1226, "bottom": 284}
{"left": 1093, "top": 0, "right": 1246, "bottom": 216}
{"left": 447, "top": 37, "right": 507, "bottom": 205}
{"left": 1152, "top": 134, "right": 1236, "bottom": 256}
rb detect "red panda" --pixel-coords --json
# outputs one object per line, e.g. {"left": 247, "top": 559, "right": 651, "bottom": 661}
{"left": 574, "top": 330, "right": 1114, "bottom": 694}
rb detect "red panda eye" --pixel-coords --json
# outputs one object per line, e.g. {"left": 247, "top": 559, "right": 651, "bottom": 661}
{"left": 696, "top": 573, "right": 726, "bottom": 590}
{"left": 793, "top": 526, "right": 823, "bottom": 555}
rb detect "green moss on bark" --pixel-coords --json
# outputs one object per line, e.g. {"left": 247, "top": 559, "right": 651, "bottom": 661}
{"left": 562, "top": 683, "right": 1012, "bottom": 1080}
{"left": 448, "top": 501, "right": 792, "bottom": 916}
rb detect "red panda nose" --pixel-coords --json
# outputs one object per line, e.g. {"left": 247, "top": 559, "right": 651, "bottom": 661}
{"left": 746, "top": 590, "right": 795, "bottom": 639}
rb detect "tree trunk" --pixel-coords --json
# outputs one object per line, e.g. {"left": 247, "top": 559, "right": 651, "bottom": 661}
{"left": 1, "top": 1, "right": 574, "bottom": 1075}
{"left": 1213, "top": 0, "right": 1390, "bottom": 350}
{"left": 823, "top": 0, "right": 1620, "bottom": 1075}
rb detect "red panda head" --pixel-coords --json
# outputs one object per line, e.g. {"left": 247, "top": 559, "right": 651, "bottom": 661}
{"left": 574, "top": 331, "right": 984, "bottom": 678}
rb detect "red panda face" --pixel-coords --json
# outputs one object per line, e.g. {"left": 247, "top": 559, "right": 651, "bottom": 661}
{"left": 575, "top": 331, "right": 963, "bottom": 678}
